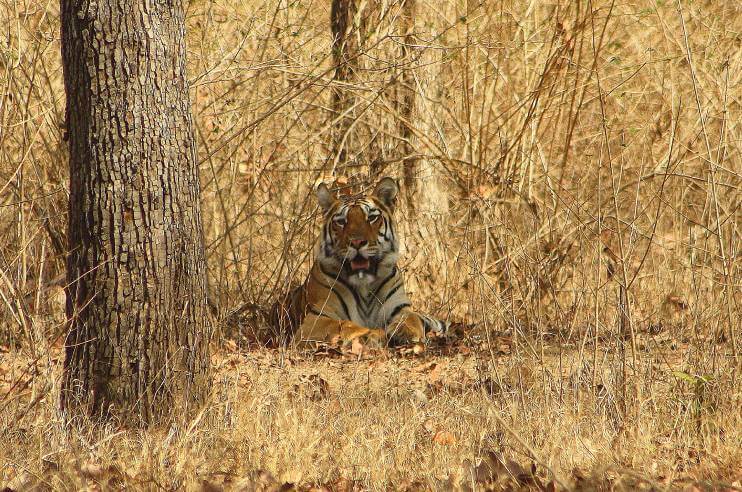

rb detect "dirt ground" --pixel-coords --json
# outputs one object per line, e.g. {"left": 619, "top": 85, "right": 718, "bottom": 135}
{"left": 1, "top": 330, "right": 739, "bottom": 491}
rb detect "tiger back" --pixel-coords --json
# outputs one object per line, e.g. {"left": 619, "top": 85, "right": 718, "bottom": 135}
{"left": 270, "top": 177, "right": 448, "bottom": 347}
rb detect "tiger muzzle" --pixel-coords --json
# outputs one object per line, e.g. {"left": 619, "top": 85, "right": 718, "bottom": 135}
{"left": 345, "top": 252, "right": 378, "bottom": 275}
{"left": 350, "top": 257, "right": 370, "bottom": 271}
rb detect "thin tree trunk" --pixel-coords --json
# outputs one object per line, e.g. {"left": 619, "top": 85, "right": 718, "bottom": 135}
{"left": 395, "top": 0, "right": 450, "bottom": 305}
{"left": 330, "top": 0, "right": 363, "bottom": 173}
{"left": 60, "top": 0, "right": 211, "bottom": 423}
{"left": 398, "top": 0, "right": 418, "bottom": 206}
{"left": 396, "top": 0, "right": 447, "bottom": 217}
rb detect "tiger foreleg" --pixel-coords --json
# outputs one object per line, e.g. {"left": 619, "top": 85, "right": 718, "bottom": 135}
{"left": 295, "top": 313, "right": 386, "bottom": 348}
{"left": 386, "top": 308, "right": 426, "bottom": 344}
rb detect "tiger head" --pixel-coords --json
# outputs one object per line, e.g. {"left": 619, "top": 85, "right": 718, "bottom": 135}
{"left": 315, "top": 177, "right": 400, "bottom": 286}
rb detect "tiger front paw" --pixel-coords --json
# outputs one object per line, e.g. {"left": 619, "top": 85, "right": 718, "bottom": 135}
{"left": 337, "top": 322, "right": 387, "bottom": 348}
{"left": 387, "top": 318, "right": 425, "bottom": 346}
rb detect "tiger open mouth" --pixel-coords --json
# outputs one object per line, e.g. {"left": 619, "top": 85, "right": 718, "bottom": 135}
{"left": 350, "top": 257, "right": 370, "bottom": 271}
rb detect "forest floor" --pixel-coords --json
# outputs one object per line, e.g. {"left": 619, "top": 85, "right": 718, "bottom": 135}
{"left": 0, "top": 331, "right": 739, "bottom": 491}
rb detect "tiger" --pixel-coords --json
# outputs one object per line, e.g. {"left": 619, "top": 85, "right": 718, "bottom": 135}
{"left": 270, "top": 176, "right": 448, "bottom": 347}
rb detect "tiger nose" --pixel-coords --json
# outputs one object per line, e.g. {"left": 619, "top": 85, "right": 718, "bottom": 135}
{"left": 350, "top": 239, "right": 367, "bottom": 248}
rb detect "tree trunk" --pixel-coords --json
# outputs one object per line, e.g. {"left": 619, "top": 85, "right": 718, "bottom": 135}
{"left": 395, "top": 0, "right": 447, "bottom": 217}
{"left": 330, "top": 0, "right": 364, "bottom": 173}
{"left": 398, "top": 0, "right": 417, "bottom": 206}
{"left": 395, "top": 0, "right": 450, "bottom": 308}
{"left": 60, "top": 0, "right": 211, "bottom": 423}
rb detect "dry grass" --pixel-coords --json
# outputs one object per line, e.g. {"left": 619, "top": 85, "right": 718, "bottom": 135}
{"left": 0, "top": 341, "right": 740, "bottom": 489}
{"left": 0, "top": 0, "right": 740, "bottom": 489}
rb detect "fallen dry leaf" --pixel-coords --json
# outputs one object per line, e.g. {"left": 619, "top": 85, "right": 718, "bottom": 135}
{"left": 665, "top": 295, "right": 688, "bottom": 311}
{"left": 312, "top": 344, "right": 343, "bottom": 358}
{"left": 396, "top": 479, "right": 427, "bottom": 491}
{"left": 292, "top": 374, "right": 330, "bottom": 401}
{"left": 327, "top": 398, "right": 342, "bottom": 415}
{"left": 410, "top": 388, "right": 428, "bottom": 406}
{"left": 396, "top": 342, "right": 425, "bottom": 356}
{"left": 80, "top": 462, "right": 104, "bottom": 479}
{"left": 427, "top": 362, "right": 446, "bottom": 385}
{"left": 432, "top": 430, "right": 456, "bottom": 445}
{"left": 350, "top": 338, "right": 365, "bottom": 356}
{"left": 200, "top": 479, "right": 223, "bottom": 492}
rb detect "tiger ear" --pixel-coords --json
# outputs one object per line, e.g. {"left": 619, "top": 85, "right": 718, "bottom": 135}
{"left": 316, "top": 182, "right": 337, "bottom": 212}
{"left": 373, "top": 176, "right": 399, "bottom": 210}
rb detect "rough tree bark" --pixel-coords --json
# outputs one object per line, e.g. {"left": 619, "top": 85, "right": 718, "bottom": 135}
{"left": 60, "top": 0, "right": 211, "bottom": 422}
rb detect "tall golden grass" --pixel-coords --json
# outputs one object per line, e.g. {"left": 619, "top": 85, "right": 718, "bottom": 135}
{"left": 0, "top": 0, "right": 739, "bottom": 489}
